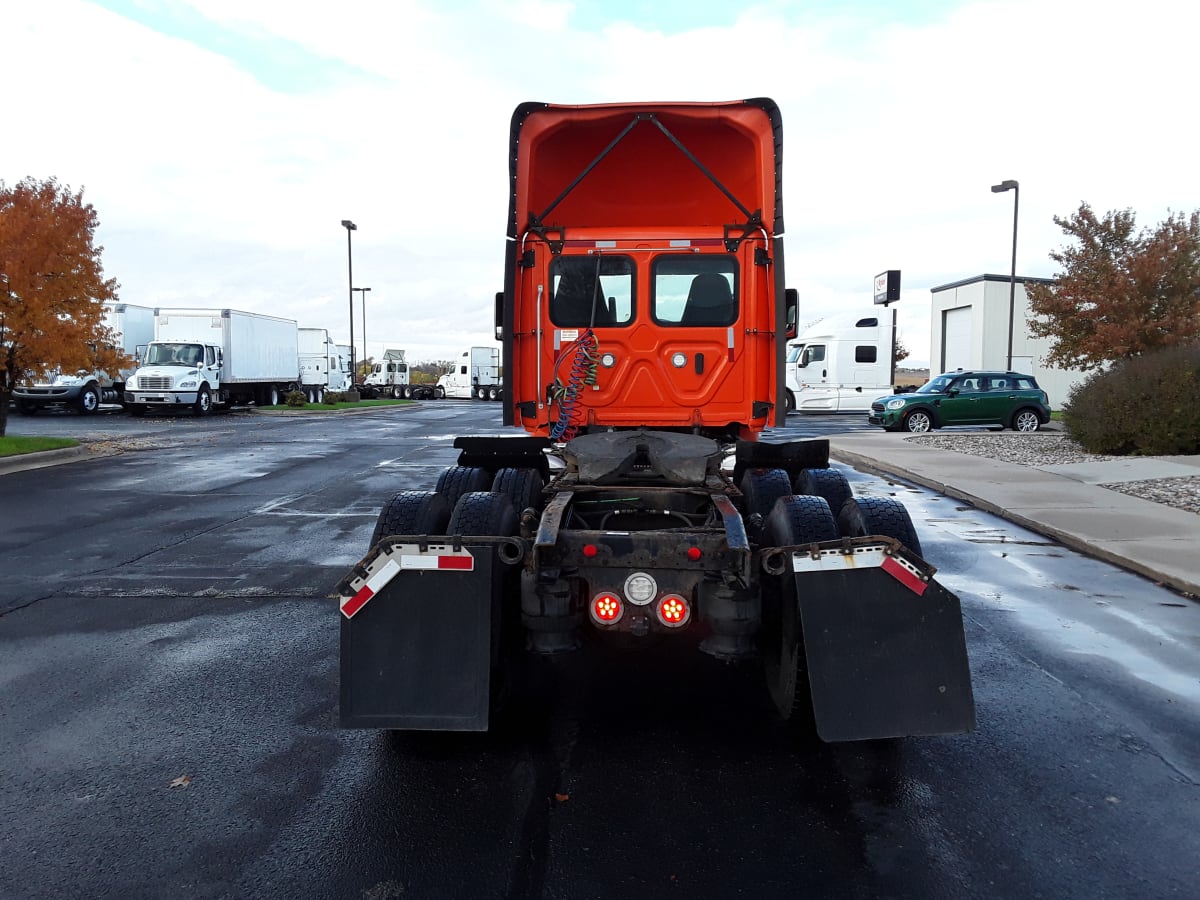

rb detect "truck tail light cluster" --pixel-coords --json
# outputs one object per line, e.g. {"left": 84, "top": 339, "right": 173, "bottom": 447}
{"left": 588, "top": 580, "right": 692, "bottom": 629}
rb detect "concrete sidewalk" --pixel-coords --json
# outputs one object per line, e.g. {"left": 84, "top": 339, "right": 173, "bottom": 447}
{"left": 826, "top": 430, "right": 1200, "bottom": 600}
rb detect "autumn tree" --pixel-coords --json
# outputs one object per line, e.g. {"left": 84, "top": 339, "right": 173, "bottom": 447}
{"left": 0, "top": 177, "right": 123, "bottom": 437}
{"left": 893, "top": 336, "right": 910, "bottom": 365}
{"left": 1025, "top": 203, "right": 1200, "bottom": 371}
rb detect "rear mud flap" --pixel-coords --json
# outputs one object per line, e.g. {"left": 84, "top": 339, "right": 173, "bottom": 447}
{"left": 336, "top": 537, "right": 520, "bottom": 731}
{"left": 786, "top": 542, "right": 976, "bottom": 742}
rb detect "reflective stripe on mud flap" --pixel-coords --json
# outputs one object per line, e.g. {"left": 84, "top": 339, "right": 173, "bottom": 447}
{"left": 340, "top": 545, "right": 476, "bottom": 618}
{"left": 791, "top": 543, "right": 930, "bottom": 596}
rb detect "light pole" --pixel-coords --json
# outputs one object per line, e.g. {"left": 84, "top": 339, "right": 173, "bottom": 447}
{"left": 353, "top": 287, "right": 372, "bottom": 375}
{"left": 991, "top": 180, "right": 1019, "bottom": 370}
{"left": 341, "top": 219, "right": 357, "bottom": 385}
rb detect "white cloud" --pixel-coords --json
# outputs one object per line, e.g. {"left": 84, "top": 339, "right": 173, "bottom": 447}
{"left": 4, "top": 0, "right": 1198, "bottom": 368}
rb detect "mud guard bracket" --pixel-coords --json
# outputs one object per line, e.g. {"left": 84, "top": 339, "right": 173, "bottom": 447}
{"left": 789, "top": 544, "right": 976, "bottom": 741}
{"left": 338, "top": 538, "right": 514, "bottom": 731}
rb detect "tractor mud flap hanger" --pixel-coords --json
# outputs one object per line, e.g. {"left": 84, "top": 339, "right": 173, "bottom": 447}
{"left": 336, "top": 535, "right": 524, "bottom": 730}
{"left": 763, "top": 539, "right": 976, "bottom": 742}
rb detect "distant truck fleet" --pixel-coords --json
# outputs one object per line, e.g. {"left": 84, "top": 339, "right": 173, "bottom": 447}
{"left": 17, "top": 302, "right": 511, "bottom": 416}
{"left": 124, "top": 308, "right": 303, "bottom": 415}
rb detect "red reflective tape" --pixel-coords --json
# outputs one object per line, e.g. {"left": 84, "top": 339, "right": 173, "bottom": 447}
{"left": 341, "top": 558, "right": 402, "bottom": 618}
{"left": 340, "top": 586, "right": 374, "bottom": 619}
{"left": 882, "top": 555, "right": 928, "bottom": 596}
{"left": 438, "top": 555, "right": 474, "bottom": 570}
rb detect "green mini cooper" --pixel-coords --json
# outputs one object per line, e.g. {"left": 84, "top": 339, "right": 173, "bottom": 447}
{"left": 869, "top": 370, "right": 1051, "bottom": 433}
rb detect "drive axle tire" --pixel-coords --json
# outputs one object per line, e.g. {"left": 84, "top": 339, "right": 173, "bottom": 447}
{"left": 740, "top": 468, "right": 793, "bottom": 522}
{"left": 435, "top": 465, "right": 494, "bottom": 510}
{"left": 793, "top": 468, "right": 852, "bottom": 520}
{"left": 448, "top": 491, "right": 519, "bottom": 538}
{"left": 761, "top": 495, "right": 838, "bottom": 722}
{"left": 837, "top": 497, "right": 923, "bottom": 557}
{"left": 16, "top": 400, "right": 39, "bottom": 416}
{"left": 492, "top": 467, "right": 545, "bottom": 517}
{"left": 369, "top": 490, "right": 452, "bottom": 549}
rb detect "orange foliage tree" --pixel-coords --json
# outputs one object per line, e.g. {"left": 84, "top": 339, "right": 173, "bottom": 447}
{"left": 1025, "top": 203, "right": 1200, "bottom": 371}
{"left": 0, "top": 177, "right": 123, "bottom": 437}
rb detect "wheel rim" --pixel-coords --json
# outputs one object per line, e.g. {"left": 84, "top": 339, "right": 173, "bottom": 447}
{"left": 906, "top": 412, "right": 931, "bottom": 433}
{"left": 82, "top": 391, "right": 98, "bottom": 412}
{"left": 1015, "top": 411, "right": 1038, "bottom": 432}
{"left": 199, "top": 391, "right": 210, "bottom": 412}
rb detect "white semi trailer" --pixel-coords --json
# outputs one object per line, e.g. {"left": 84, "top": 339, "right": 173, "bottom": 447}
{"left": 124, "top": 308, "right": 300, "bottom": 416}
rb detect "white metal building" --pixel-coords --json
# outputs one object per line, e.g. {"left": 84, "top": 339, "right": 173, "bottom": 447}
{"left": 930, "top": 273, "right": 1087, "bottom": 408}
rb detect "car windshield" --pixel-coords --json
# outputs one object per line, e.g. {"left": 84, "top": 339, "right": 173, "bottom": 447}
{"left": 916, "top": 375, "right": 956, "bottom": 394}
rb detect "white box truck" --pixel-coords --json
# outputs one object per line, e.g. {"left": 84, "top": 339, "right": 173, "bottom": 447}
{"left": 785, "top": 310, "right": 895, "bottom": 414}
{"left": 124, "top": 308, "right": 300, "bottom": 416}
{"left": 298, "top": 327, "right": 350, "bottom": 402}
{"left": 13, "top": 301, "right": 156, "bottom": 415}
{"left": 436, "top": 346, "right": 502, "bottom": 400}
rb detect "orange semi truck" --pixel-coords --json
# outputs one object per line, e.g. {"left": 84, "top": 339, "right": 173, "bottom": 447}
{"left": 336, "top": 99, "right": 975, "bottom": 742}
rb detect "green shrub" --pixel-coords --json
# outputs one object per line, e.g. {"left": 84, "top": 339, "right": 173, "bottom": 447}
{"left": 284, "top": 390, "right": 308, "bottom": 408}
{"left": 1063, "top": 342, "right": 1200, "bottom": 455}
{"left": 322, "top": 391, "right": 348, "bottom": 405}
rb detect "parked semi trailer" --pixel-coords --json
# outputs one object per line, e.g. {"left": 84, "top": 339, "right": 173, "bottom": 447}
{"left": 298, "top": 326, "right": 350, "bottom": 402}
{"left": 124, "top": 308, "right": 300, "bottom": 415}
{"left": 435, "top": 346, "right": 502, "bottom": 399}
{"left": 336, "top": 99, "right": 975, "bottom": 743}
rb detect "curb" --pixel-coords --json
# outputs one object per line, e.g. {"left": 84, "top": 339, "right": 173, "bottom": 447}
{"left": 829, "top": 445, "right": 1199, "bottom": 600}
{"left": 0, "top": 445, "right": 94, "bottom": 476}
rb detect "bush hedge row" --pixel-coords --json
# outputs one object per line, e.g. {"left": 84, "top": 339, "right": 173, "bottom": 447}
{"left": 1063, "top": 342, "right": 1200, "bottom": 456}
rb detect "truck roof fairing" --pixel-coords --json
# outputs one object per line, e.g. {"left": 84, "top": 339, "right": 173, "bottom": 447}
{"left": 507, "top": 99, "right": 783, "bottom": 243}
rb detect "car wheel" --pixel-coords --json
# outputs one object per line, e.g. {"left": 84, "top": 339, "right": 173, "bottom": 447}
{"left": 784, "top": 389, "right": 795, "bottom": 413}
{"left": 16, "top": 400, "right": 39, "bottom": 415}
{"left": 391, "top": 385, "right": 402, "bottom": 399}
{"left": 77, "top": 384, "right": 101, "bottom": 415}
{"left": 1013, "top": 409, "right": 1041, "bottom": 432}
{"left": 903, "top": 409, "right": 933, "bottom": 433}
{"left": 434, "top": 386, "right": 446, "bottom": 400}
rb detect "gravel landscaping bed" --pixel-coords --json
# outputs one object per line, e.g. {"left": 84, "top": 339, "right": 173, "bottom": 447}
{"left": 904, "top": 432, "right": 1200, "bottom": 516}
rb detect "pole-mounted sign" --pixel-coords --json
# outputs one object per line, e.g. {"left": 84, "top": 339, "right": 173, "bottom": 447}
{"left": 874, "top": 270, "right": 900, "bottom": 305}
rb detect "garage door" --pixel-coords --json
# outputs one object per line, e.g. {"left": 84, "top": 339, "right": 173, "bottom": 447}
{"left": 941, "top": 306, "right": 971, "bottom": 372}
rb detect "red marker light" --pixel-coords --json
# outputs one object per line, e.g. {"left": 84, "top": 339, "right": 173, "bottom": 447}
{"left": 686, "top": 546, "right": 702, "bottom": 562}
{"left": 583, "top": 544, "right": 598, "bottom": 558}
{"left": 657, "top": 594, "right": 691, "bottom": 627}
{"left": 591, "top": 592, "right": 623, "bottom": 625}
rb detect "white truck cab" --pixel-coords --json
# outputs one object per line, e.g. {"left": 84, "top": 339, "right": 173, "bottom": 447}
{"left": 786, "top": 310, "right": 895, "bottom": 413}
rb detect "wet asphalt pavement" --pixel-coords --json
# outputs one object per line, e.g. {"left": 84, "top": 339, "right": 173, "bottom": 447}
{"left": 1, "top": 403, "right": 1197, "bottom": 899}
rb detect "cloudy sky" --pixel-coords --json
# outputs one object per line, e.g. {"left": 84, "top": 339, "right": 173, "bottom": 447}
{"left": 5, "top": 0, "right": 1196, "bottom": 367}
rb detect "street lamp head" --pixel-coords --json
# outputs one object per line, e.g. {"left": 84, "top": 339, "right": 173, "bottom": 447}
{"left": 341, "top": 219, "right": 357, "bottom": 230}
{"left": 991, "top": 180, "right": 1019, "bottom": 193}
